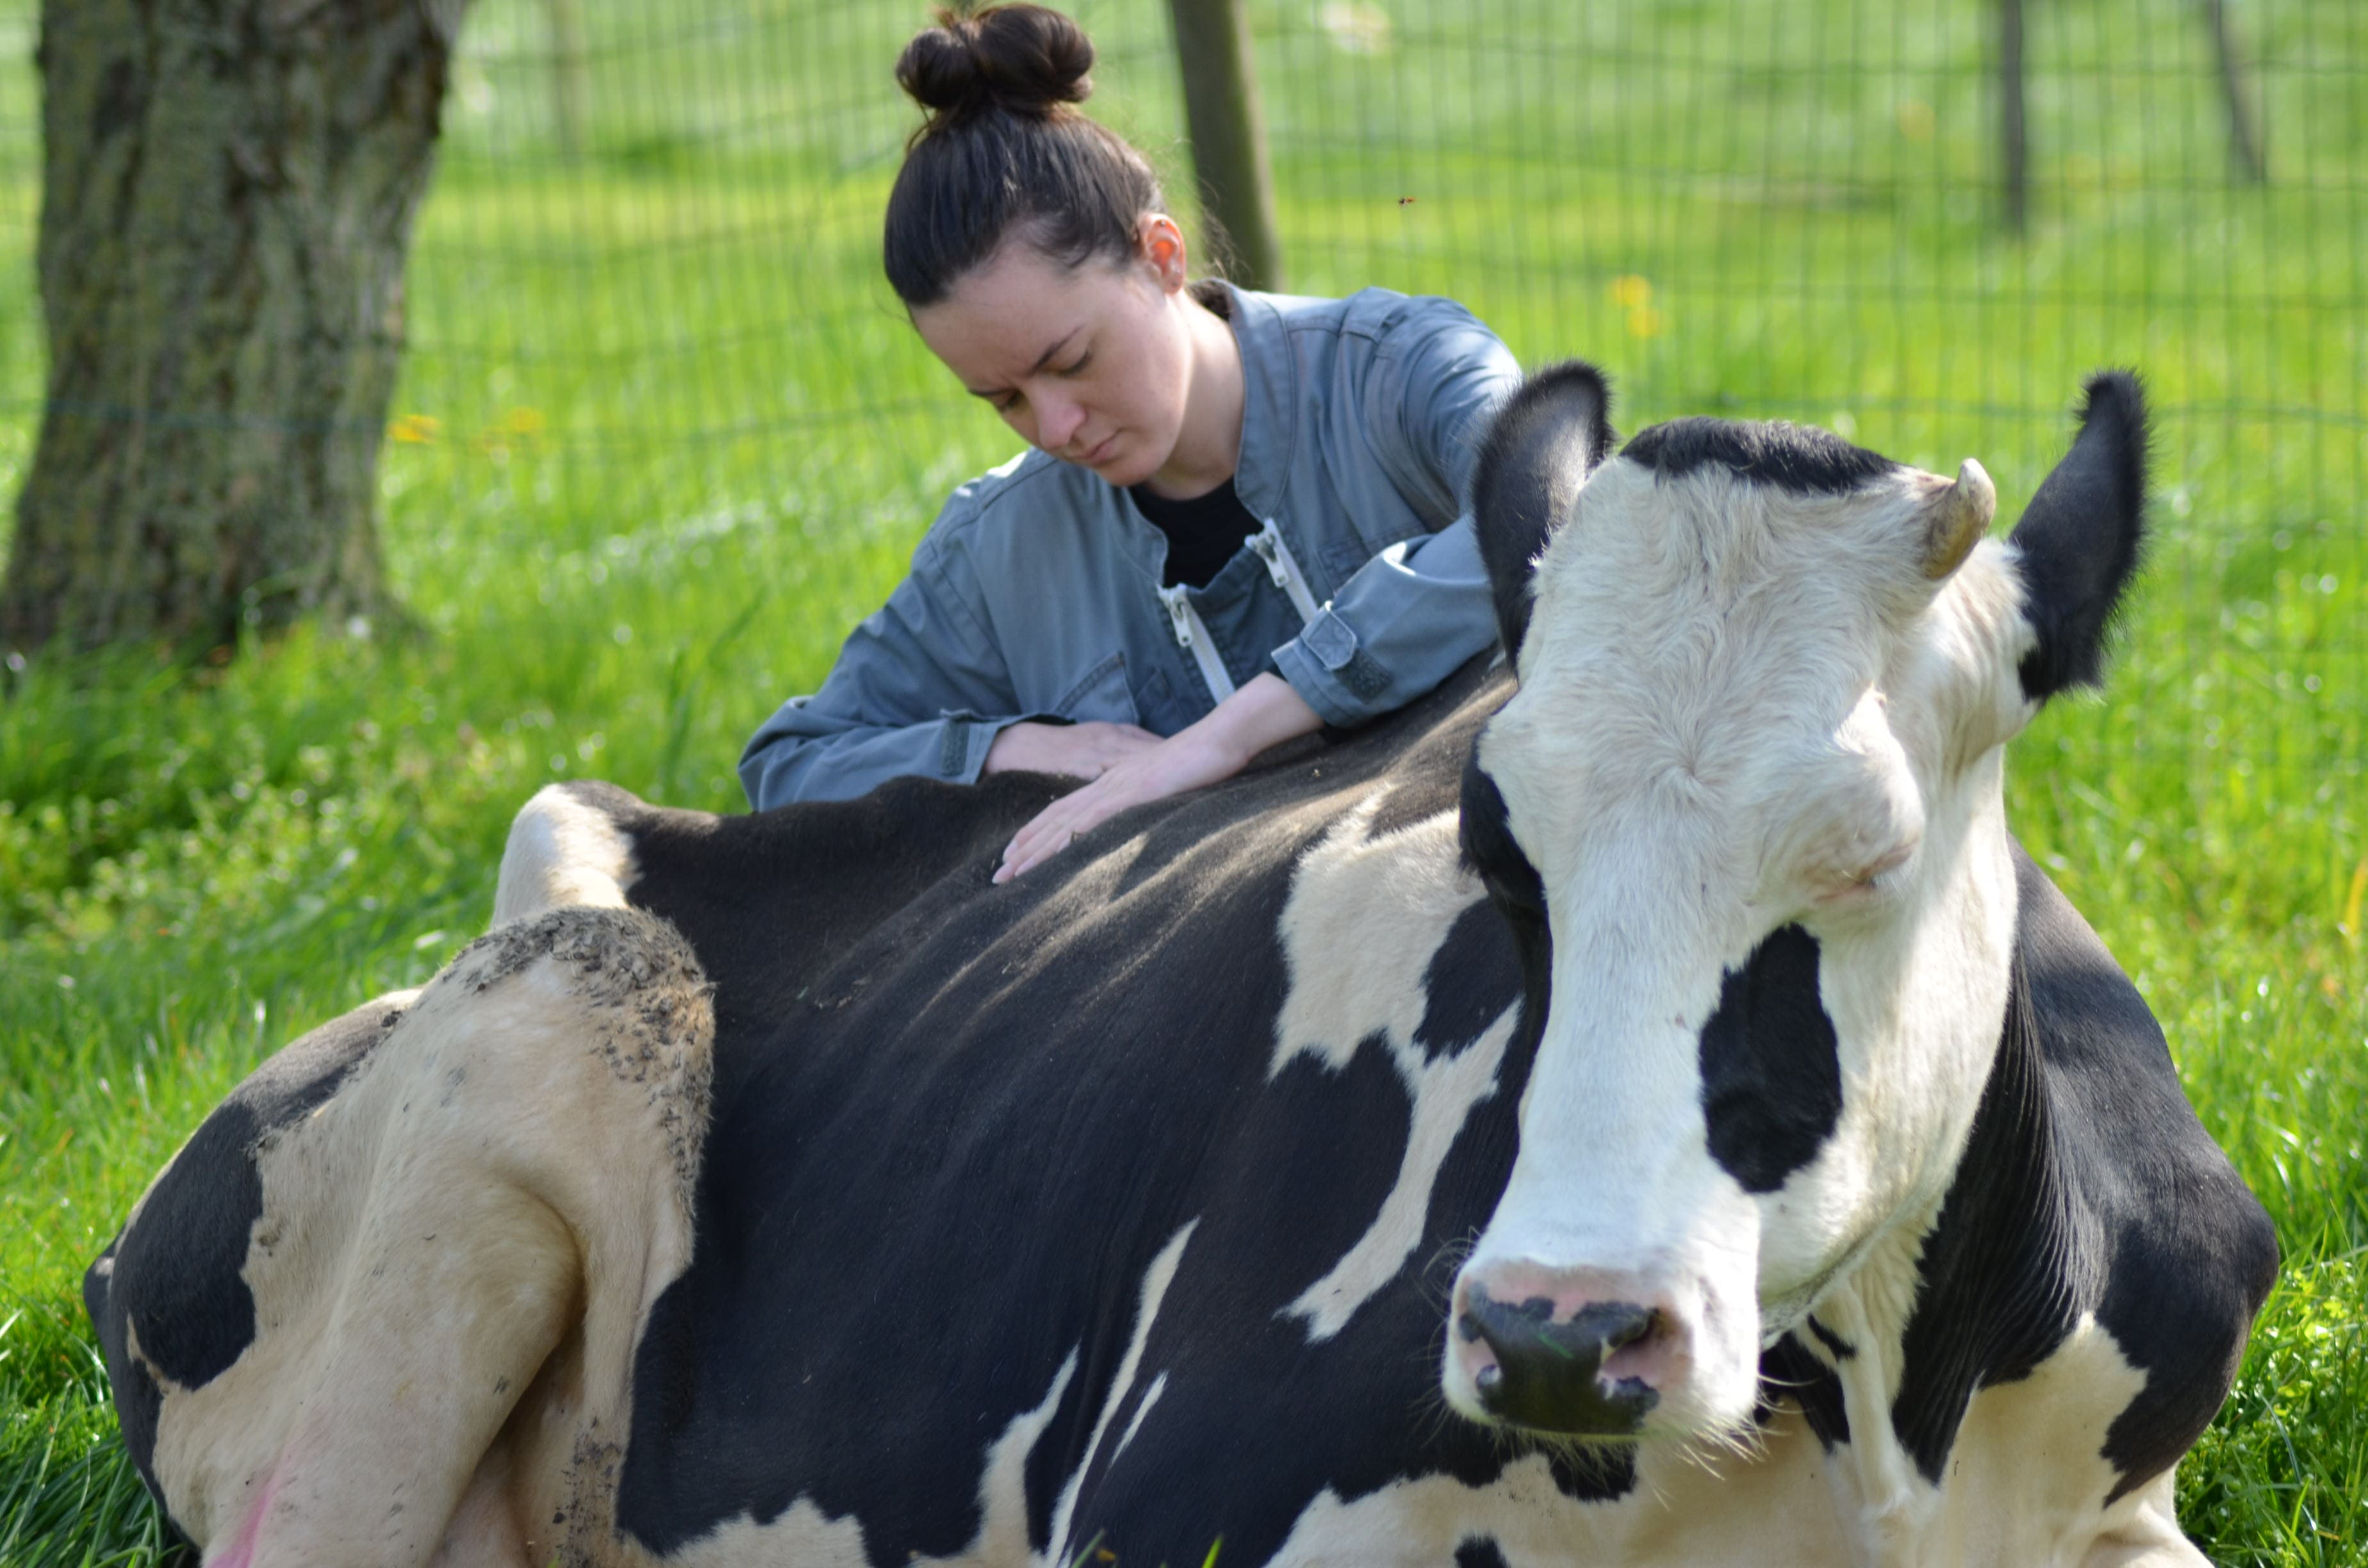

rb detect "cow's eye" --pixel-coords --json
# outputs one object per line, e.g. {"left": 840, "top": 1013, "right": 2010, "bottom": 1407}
{"left": 1817, "top": 840, "right": 1915, "bottom": 906}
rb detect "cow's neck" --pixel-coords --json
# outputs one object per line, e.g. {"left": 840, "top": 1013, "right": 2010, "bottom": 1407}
{"left": 1805, "top": 914, "right": 2075, "bottom": 1565}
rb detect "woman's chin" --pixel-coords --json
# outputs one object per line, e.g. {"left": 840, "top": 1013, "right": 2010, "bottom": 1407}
{"left": 1083, "top": 446, "right": 1160, "bottom": 488}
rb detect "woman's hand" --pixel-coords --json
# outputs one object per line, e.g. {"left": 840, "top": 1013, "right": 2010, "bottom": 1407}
{"left": 994, "top": 674, "right": 1322, "bottom": 883}
{"left": 983, "top": 720, "right": 1162, "bottom": 780}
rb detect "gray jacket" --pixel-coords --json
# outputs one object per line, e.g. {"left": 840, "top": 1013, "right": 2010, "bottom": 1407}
{"left": 739, "top": 284, "right": 1520, "bottom": 809}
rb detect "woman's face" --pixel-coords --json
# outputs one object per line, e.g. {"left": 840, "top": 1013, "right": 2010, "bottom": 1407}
{"left": 912, "top": 222, "right": 1196, "bottom": 489}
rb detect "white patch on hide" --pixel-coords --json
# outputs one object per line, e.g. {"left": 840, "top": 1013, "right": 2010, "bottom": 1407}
{"left": 1110, "top": 1371, "right": 1167, "bottom": 1464}
{"left": 661, "top": 1497, "right": 871, "bottom": 1567}
{"left": 551, "top": 1352, "right": 1086, "bottom": 1568}
{"left": 902, "top": 1350, "right": 1079, "bottom": 1568}
{"left": 1265, "top": 1409, "right": 1844, "bottom": 1566}
{"left": 1048, "top": 1220, "right": 1197, "bottom": 1558}
{"left": 1272, "top": 801, "right": 1513, "bottom": 1341}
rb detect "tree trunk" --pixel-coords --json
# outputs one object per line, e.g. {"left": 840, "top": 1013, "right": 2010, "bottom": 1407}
{"left": 1, "top": 0, "right": 466, "bottom": 657}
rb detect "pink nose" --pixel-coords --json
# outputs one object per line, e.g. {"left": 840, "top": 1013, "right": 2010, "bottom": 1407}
{"left": 1448, "top": 1266, "right": 1687, "bottom": 1435}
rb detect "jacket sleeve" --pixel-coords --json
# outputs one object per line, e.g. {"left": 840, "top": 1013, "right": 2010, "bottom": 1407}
{"left": 737, "top": 529, "right": 1037, "bottom": 809}
{"left": 1269, "top": 298, "right": 1522, "bottom": 728}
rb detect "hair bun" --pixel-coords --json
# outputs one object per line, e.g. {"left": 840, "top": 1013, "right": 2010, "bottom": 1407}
{"left": 897, "top": 4, "right": 1095, "bottom": 124}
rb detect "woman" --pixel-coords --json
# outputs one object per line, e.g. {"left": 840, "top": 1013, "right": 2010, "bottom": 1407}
{"left": 739, "top": 3, "right": 1521, "bottom": 882}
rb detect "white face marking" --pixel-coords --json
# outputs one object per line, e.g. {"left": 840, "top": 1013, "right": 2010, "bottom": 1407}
{"left": 1272, "top": 801, "right": 1516, "bottom": 1341}
{"left": 1454, "top": 451, "right": 2043, "bottom": 1441}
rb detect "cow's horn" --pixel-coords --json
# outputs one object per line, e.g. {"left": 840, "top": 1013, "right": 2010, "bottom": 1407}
{"left": 1923, "top": 458, "right": 1996, "bottom": 580}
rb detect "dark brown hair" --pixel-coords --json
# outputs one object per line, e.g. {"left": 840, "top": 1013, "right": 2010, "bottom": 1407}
{"left": 884, "top": 5, "right": 1166, "bottom": 307}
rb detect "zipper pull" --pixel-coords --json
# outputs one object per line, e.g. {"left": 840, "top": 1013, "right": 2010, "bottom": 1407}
{"left": 1162, "top": 585, "right": 1194, "bottom": 647}
{"left": 1249, "top": 525, "right": 1290, "bottom": 589}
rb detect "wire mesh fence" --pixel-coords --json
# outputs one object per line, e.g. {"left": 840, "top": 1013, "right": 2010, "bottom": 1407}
{"left": 0, "top": 0, "right": 2356, "bottom": 886}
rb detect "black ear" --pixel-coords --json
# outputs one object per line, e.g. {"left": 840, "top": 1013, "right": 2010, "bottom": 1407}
{"left": 1471, "top": 361, "right": 1615, "bottom": 660}
{"left": 2009, "top": 372, "right": 2149, "bottom": 701}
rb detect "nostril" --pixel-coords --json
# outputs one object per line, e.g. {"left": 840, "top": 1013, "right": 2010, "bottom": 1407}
{"left": 1458, "top": 1311, "right": 1484, "bottom": 1344}
{"left": 1603, "top": 1305, "right": 1658, "bottom": 1353}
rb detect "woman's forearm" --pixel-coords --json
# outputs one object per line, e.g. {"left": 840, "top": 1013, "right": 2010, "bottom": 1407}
{"left": 1185, "top": 671, "right": 1324, "bottom": 770}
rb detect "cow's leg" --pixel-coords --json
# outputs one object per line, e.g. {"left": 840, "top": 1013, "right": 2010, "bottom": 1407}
{"left": 129, "top": 906, "right": 710, "bottom": 1568}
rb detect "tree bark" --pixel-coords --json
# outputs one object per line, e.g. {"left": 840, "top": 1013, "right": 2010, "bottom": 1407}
{"left": 1, "top": 0, "right": 466, "bottom": 657}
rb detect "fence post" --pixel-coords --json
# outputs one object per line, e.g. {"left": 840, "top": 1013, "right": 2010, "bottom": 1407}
{"left": 2201, "top": 0, "right": 2267, "bottom": 184}
{"left": 2000, "top": 0, "right": 2028, "bottom": 234}
{"left": 1167, "top": 0, "right": 1285, "bottom": 291}
{"left": 548, "top": 0, "right": 588, "bottom": 161}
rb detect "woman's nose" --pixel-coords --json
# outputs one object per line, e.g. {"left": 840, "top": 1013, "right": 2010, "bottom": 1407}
{"left": 1032, "top": 391, "right": 1085, "bottom": 453}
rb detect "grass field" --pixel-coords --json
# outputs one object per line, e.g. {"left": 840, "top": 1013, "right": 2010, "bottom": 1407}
{"left": 0, "top": 0, "right": 2362, "bottom": 1562}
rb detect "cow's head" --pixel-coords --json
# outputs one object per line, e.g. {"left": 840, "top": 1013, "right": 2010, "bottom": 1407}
{"left": 1447, "top": 364, "right": 2146, "bottom": 1444}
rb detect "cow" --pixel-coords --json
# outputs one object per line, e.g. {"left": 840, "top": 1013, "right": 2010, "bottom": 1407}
{"left": 84, "top": 365, "right": 2276, "bottom": 1568}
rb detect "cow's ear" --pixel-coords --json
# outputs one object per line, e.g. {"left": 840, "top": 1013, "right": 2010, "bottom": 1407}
{"left": 1472, "top": 361, "right": 1615, "bottom": 660}
{"left": 2008, "top": 371, "right": 2149, "bottom": 701}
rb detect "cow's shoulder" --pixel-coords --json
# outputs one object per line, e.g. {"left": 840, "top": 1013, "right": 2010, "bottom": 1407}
{"left": 1888, "top": 844, "right": 2276, "bottom": 1502}
{"left": 2010, "top": 847, "right": 2278, "bottom": 1494}
{"left": 86, "top": 989, "right": 413, "bottom": 1501}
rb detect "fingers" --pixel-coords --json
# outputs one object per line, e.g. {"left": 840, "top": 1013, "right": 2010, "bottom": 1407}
{"left": 994, "top": 772, "right": 1132, "bottom": 883}
{"left": 994, "top": 796, "right": 1081, "bottom": 884}
{"left": 989, "top": 731, "right": 1197, "bottom": 883}
{"left": 994, "top": 806, "right": 1074, "bottom": 883}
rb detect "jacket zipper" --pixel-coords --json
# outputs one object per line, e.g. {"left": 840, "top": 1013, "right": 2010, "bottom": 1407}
{"left": 1249, "top": 520, "right": 1324, "bottom": 626}
{"left": 1160, "top": 584, "right": 1237, "bottom": 703}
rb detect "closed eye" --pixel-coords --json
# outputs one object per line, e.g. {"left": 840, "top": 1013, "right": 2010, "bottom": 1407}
{"left": 1819, "top": 840, "right": 1916, "bottom": 904}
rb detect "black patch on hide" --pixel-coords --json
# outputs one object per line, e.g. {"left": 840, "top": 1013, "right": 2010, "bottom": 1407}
{"left": 1697, "top": 925, "right": 1843, "bottom": 1194}
{"left": 1622, "top": 417, "right": 1896, "bottom": 496}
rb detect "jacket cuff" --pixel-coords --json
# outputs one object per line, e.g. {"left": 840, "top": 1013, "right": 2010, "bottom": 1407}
{"left": 1272, "top": 608, "right": 1395, "bottom": 729}
{"left": 939, "top": 711, "right": 1060, "bottom": 784}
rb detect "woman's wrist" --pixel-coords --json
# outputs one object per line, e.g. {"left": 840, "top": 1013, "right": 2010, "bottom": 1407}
{"left": 1179, "top": 673, "right": 1322, "bottom": 772}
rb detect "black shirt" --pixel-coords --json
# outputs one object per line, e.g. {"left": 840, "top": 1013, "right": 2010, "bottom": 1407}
{"left": 1131, "top": 476, "right": 1260, "bottom": 589}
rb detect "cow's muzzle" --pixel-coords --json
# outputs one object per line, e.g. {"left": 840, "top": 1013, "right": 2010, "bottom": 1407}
{"left": 1457, "top": 1287, "right": 1662, "bottom": 1435}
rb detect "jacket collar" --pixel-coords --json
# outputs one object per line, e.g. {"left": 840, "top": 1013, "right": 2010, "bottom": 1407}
{"left": 1222, "top": 283, "right": 1297, "bottom": 524}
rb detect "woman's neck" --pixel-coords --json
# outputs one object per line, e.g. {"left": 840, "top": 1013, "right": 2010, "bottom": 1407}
{"left": 1141, "top": 293, "right": 1245, "bottom": 501}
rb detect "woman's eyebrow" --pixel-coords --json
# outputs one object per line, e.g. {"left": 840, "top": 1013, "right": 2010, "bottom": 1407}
{"left": 965, "top": 327, "right": 1083, "bottom": 398}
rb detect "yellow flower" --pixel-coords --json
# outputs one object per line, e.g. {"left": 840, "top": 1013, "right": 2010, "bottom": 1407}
{"left": 1609, "top": 274, "right": 1652, "bottom": 310}
{"left": 1625, "top": 304, "right": 1665, "bottom": 339}
{"left": 501, "top": 407, "right": 547, "bottom": 437}
{"left": 387, "top": 413, "right": 440, "bottom": 445}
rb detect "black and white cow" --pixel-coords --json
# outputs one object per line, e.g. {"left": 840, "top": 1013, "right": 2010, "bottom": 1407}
{"left": 86, "top": 368, "right": 2276, "bottom": 1568}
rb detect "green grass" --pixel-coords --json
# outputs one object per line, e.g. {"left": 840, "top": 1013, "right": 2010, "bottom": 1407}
{"left": 1, "top": 0, "right": 2363, "bottom": 1562}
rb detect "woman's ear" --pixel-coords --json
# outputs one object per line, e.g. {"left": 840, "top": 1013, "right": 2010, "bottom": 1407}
{"left": 1137, "top": 213, "right": 1189, "bottom": 293}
